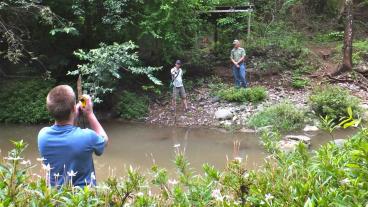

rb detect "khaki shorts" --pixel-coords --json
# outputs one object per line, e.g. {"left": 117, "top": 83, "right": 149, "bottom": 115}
{"left": 173, "top": 86, "right": 186, "bottom": 99}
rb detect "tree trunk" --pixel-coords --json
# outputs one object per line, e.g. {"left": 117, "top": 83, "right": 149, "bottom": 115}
{"left": 333, "top": 0, "right": 353, "bottom": 76}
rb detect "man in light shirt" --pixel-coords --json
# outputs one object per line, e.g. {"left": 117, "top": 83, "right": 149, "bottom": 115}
{"left": 230, "top": 39, "right": 247, "bottom": 88}
{"left": 171, "top": 60, "right": 188, "bottom": 112}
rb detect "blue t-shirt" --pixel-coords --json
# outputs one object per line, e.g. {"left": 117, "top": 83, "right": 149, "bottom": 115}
{"left": 38, "top": 125, "right": 105, "bottom": 187}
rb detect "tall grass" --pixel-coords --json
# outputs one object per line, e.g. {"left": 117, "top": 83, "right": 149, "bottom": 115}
{"left": 1, "top": 130, "right": 368, "bottom": 206}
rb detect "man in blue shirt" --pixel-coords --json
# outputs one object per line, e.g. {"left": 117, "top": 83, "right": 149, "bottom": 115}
{"left": 38, "top": 85, "right": 108, "bottom": 187}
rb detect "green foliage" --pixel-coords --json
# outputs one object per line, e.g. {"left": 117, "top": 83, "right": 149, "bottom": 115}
{"left": 335, "top": 40, "right": 368, "bottom": 64}
{"left": 252, "top": 129, "right": 368, "bottom": 206}
{"left": 0, "top": 0, "right": 72, "bottom": 63}
{"left": 248, "top": 101, "right": 306, "bottom": 131}
{"left": 316, "top": 31, "right": 344, "bottom": 42}
{"left": 0, "top": 79, "right": 54, "bottom": 124}
{"left": 352, "top": 40, "right": 368, "bottom": 64}
{"left": 2, "top": 129, "right": 368, "bottom": 206}
{"left": 244, "top": 86, "right": 268, "bottom": 103}
{"left": 117, "top": 91, "right": 149, "bottom": 120}
{"left": 291, "top": 76, "right": 310, "bottom": 89}
{"left": 309, "top": 85, "right": 361, "bottom": 123}
{"left": 208, "top": 82, "right": 228, "bottom": 96}
{"left": 320, "top": 107, "right": 362, "bottom": 140}
{"left": 69, "top": 42, "right": 162, "bottom": 103}
{"left": 246, "top": 21, "right": 310, "bottom": 72}
{"left": 139, "top": 0, "right": 207, "bottom": 64}
{"left": 218, "top": 87, "right": 247, "bottom": 102}
{"left": 260, "top": 129, "right": 282, "bottom": 154}
{"left": 217, "top": 86, "right": 267, "bottom": 103}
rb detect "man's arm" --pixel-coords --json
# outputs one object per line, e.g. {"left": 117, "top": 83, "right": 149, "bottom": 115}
{"left": 237, "top": 55, "right": 245, "bottom": 64}
{"left": 80, "top": 95, "right": 109, "bottom": 145}
{"left": 230, "top": 50, "right": 237, "bottom": 65}
{"left": 236, "top": 49, "right": 246, "bottom": 64}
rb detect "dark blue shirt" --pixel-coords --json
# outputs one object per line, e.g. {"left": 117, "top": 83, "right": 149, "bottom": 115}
{"left": 38, "top": 125, "right": 105, "bottom": 186}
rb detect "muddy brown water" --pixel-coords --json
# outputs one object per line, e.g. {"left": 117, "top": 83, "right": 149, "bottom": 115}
{"left": 0, "top": 121, "right": 356, "bottom": 181}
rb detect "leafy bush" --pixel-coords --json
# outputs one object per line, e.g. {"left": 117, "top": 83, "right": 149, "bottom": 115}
{"left": 252, "top": 128, "right": 368, "bottom": 206}
{"left": 316, "top": 31, "right": 344, "bottom": 42}
{"left": 217, "top": 86, "right": 267, "bottom": 103}
{"left": 208, "top": 82, "right": 228, "bottom": 96}
{"left": 0, "top": 79, "right": 54, "bottom": 124}
{"left": 117, "top": 91, "right": 149, "bottom": 120}
{"left": 244, "top": 86, "right": 268, "bottom": 103}
{"left": 248, "top": 101, "right": 306, "bottom": 131}
{"left": 218, "top": 87, "right": 246, "bottom": 102}
{"left": 352, "top": 40, "right": 368, "bottom": 64}
{"left": 69, "top": 42, "right": 162, "bottom": 103}
{"left": 291, "top": 76, "right": 310, "bottom": 89}
{"left": 309, "top": 85, "right": 361, "bottom": 122}
{"left": 2, "top": 129, "right": 368, "bottom": 206}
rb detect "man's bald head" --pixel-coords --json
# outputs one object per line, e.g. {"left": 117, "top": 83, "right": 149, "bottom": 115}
{"left": 46, "top": 85, "right": 76, "bottom": 122}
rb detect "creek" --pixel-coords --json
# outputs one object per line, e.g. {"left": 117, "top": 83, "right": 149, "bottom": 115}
{"left": 0, "top": 121, "right": 355, "bottom": 180}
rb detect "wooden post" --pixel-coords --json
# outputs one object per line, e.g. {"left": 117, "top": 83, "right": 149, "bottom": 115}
{"left": 247, "top": 7, "right": 252, "bottom": 40}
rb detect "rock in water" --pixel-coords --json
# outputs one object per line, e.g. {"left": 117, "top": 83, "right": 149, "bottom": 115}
{"left": 284, "top": 135, "right": 311, "bottom": 146}
{"left": 303, "top": 125, "right": 319, "bottom": 132}
{"left": 240, "top": 128, "right": 256, "bottom": 133}
{"left": 278, "top": 140, "right": 300, "bottom": 153}
{"left": 215, "top": 108, "right": 234, "bottom": 120}
{"left": 223, "top": 120, "right": 232, "bottom": 127}
{"left": 360, "top": 104, "right": 368, "bottom": 111}
{"left": 332, "top": 139, "right": 346, "bottom": 148}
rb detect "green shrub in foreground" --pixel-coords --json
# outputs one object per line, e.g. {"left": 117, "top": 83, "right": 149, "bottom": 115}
{"left": 218, "top": 86, "right": 267, "bottom": 103}
{"left": 117, "top": 91, "right": 149, "bottom": 120}
{"left": 253, "top": 128, "right": 368, "bottom": 206}
{"left": 1, "top": 129, "right": 368, "bottom": 206}
{"left": 0, "top": 79, "right": 54, "bottom": 124}
{"left": 309, "top": 85, "right": 361, "bottom": 123}
{"left": 248, "top": 101, "right": 305, "bottom": 131}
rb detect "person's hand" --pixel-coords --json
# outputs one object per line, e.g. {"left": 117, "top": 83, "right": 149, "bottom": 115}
{"left": 79, "top": 94, "right": 93, "bottom": 116}
{"left": 236, "top": 64, "right": 240, "bottom": 68}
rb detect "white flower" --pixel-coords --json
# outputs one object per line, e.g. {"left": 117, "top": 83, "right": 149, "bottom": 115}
{"left": 67, "top": 170, "right": 77, "bottom": 177}
{"left": 54, "top": 173, "right": 60, "bottom": 178}
{"left": 340, "top": 178, "right": 350, "bottom": 185}
{"left": 20, "top": 160, "right": 31, "bottom": 165}
{"left": 211, "top": 189, "right": 223, "bottom": 201}
{"left": 168, "top": 179, "right": 178, "bottom": 185}
{"left": 243, "top": 172, "right": 249, "bottom": 179}
{"left": 91, "top": 172, "right": 96, "bottom": 180}
{"left": 265, "top": 193, "right": 274, "bottom": 201}
{"left": 42, "top": 163, "right": 52, "bottom": 171}
{"left": 260, "top": 200, "right": 265, "bottom": 205}
{"left": 37, "top": 157, "right": 46, "bottom": 162}
{"left": 234, "top": 157, "right": 243, "bottom": 162}
{"left": 173, "top": 144, "right": 181, "bottom": 148}
{"left": 137, "top": 192, "right": 144, "bottom": 197}
{"left": 4, "top": 156, "right": 23, "bottom": 161}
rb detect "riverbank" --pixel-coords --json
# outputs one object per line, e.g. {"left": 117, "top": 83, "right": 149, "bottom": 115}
{"left": 146, "top": 72, "right": 368, "bottom": 129}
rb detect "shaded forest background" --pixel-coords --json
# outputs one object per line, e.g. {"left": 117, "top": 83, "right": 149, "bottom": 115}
{"left": 0, "top": 0, "right": 367, "bottom": 123}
